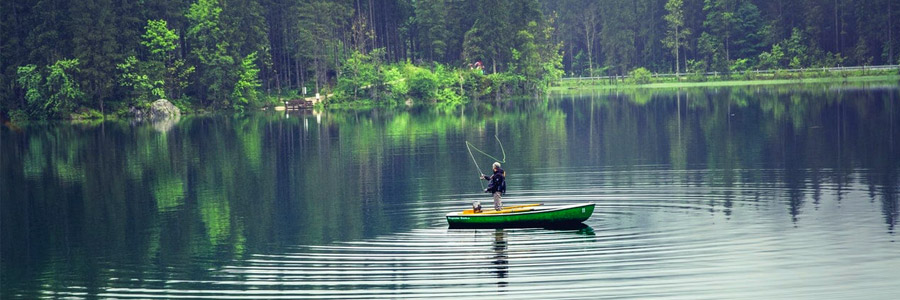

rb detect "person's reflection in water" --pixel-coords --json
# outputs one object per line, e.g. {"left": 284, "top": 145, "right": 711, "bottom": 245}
{"left": 492, "top": 229, "right": 508, "bottom": 291}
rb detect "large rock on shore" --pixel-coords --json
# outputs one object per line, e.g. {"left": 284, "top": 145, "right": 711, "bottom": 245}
{"left": 131, "top": 99, "right": 181, "bottom": 121}
{"left": 147, "top": 99, "right": 180, "bottom": 120}
{"left": 130, "top": 99, "right": 181, "bottom": 132}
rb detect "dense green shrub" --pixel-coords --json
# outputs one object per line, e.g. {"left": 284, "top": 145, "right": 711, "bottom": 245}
{"left": 383, "top": 66, "right": 409, "bottom": 101}
{"left": 628, "top": 67, "right": 652, "bottom": 84}
{"left": 329, "top": 46, "right": 562, "bottom": 107}
{"left": 406, "top": 65, "right": 437, "bottom": 102}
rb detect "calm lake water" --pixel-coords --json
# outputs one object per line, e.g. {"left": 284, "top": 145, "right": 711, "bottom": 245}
{"left": 2, "top": 82, "right": 899, "bottom": 299}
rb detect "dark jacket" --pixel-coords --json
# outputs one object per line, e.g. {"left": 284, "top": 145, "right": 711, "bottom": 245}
{"left": 482, "top": 167, "right": 506, "bottom": 194}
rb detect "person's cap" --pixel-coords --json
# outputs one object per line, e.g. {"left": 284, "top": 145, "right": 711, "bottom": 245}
{"left": 493, "top": 162, "right": 501, "bottom": 169}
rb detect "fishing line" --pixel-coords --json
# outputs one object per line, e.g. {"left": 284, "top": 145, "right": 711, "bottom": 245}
{"left": 465, "top": 135, "right": 507, "bottom": 190}
{"left": 466, "top": 135, "right": 506, "bottom": 163}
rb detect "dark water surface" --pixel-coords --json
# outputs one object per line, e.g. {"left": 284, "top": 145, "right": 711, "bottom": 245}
{"left": 2, "top": 83, "right": 899, "bottom": 299}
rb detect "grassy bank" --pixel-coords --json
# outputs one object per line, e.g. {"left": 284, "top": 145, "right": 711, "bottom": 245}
{"left": 552, "top": 69, "right": 900, "bottom": 92}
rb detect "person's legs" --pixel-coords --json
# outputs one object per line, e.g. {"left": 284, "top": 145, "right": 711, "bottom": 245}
{"left": 493, "top": 192, "right": 502, "bottom": 210}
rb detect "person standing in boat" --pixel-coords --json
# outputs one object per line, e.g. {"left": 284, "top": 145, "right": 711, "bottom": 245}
{"left": 481, "top": 162, "right": 506, "bottom": 211}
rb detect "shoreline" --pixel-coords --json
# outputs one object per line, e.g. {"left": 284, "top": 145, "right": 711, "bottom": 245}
{"left": 551, "top": 74, "right": 900, "bottom": 92}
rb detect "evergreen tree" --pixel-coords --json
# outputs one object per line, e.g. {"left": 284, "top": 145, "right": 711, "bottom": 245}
{"left": 414, "top": 0, "right": 449, "bottom": 62}
{"left": 295, "top": 0, "right": 352, "bottom": 94}
{"left": 599, "top": 0, "right": 637, "bottom": 75}
{"left": 731, "top": 1, "right": 765, "bottom": 61}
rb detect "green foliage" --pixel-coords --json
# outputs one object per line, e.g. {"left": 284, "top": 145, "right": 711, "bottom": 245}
{"left": 331, "top": 53, "right": 482, "bottom": 106}
{"left": 17, "top": 59, "right": 84, "bottom": 118}
{"left": 187, "top": 0, "right": 232, "bottom": 106}
{"left": 335, "top": 50, "right": 381, "bottom": 103}
{"left": 118, "top": 19, "right": 194, "bottom": 107}
{"left": 294, "top": 0, "right": 352, "bottom": 93}
{"left": 57, "top": 65, "right": 83, "bottom": 111}
{"left": 599, "top": 0, "right": 637, "bottom": 74}
{"left": 700, "top": 0, "right": 736, "bottom": 59}
{"left": 540, "top": 50, "right": 565, "bottom": 88}
{"left": 16, "top": 65, "right": 43, "bottom": 109}
{"left": 731, "top": 58, "right": 756, "bottom": 80}
{"left": 756, "top": 44, "right": 784, "bottom": 69}
{"left": 730, "top": 58, "right": 751, "bottom": 73}
{"left": 851, "top": 36, "right": 873, "bottom": 66}
{"left": 384, "top": 66, "right": 409, "bottom": 99}
{"left": 462, "top": 24, "right": 485, "bottom": 64}
{"left": 572, "top": 51, "right": 588, "bottom": 77}
{"left": 72, "top": 108, "right": 103, "bottom": 120}
{"left": 662, "top": 0, "right": 691, "bottom": 74}
{"left": 8, "top": 109, "right": 29, "bottom": 123}
{"left": 414, "top": 0, "right": 449, "bottom": 61}
{"left": 753, "top": 27, "right": 840, "bottom": 70}
{"left": 628, "top": 67, "right": 652, "bottom": 84}
{"left": 686, "top": 59, "right": 708, "bottom": 81}
{"left": 435, "top": 87, "right": 464, "bottom": 105}
{"left": 118, "top": 56, "right": 165, "bottom": 104}
{"left": 5, "top": 0, "right": 898, "bottom": 119}
{"left": 774, "top": 69, "right": 794, "bottom": 79}
{"left": 823, "top": 52, "right": 845, "bottom": 69}
{"left": 782, "top": 28, "right": 810, "bottom": 69}
{"left": 697, "top": 32, "right": 728, "bottom": 72}
{"left": 141, "top": 20, "right": 178, "bottom": 60}
{"left": 484, "top": 72, "right": 524, "bottom": 98}
{"left": 461, "top": 68, "right": 489, "bottom": 97}
{"left": 45, "top": 59, "right": 84, "bottom": 111}
{"left": 231, "top": 52, "right": 262, "bottom": 111}
{"left": 406, "top": 65, "right": 438, "bottom": 102}
{"left": 731, "top": 1, "right": 765, "bottom": 59}
{"left": 168, "top": 59, "right": 195, "bottom": 100}
{"left": 510, "top": 26, "right": 541, "bottom": 80}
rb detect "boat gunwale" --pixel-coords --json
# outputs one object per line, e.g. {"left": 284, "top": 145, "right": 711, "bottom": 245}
{"left": 445, "top": 203, "right": 594, "bottom": 218}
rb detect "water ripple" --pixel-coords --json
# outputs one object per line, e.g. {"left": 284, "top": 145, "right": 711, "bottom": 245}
{"left": 22, "top": 168, "right": 895, "bottom": 299}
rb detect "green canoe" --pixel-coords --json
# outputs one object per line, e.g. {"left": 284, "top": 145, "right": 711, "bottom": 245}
{"left": 446, "top": 203, "right": 595, "bottom": 228}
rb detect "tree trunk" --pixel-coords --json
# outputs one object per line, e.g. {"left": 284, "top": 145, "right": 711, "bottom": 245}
{"left": 675, "top": 25, "right": 680, "bottom": 76}
{"left": 300, "top": 60, "right": 306, "bottom": 94}
{"left": 369, "top": 0, "right": 376, "bottom": 51}
{"left": 492, "top": 55, "right": 497, "bottom": 74}
{"left": 314, "top": 54, "right": 320, "bottom": 94}
{"left": 584, "top": 22, "right": 594, "bottom": 77}
{"left": 835, "top": 0, "right": 840, "bottom": 53}
{"left": 724, "top": 33, "right": 730, "bottom": 62}
{"left": 295, "top": 58, "right": 300, "bottom": 90}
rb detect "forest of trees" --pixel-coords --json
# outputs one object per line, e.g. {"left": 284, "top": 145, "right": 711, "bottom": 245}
{"left": 2, "top": 0, "right": 898, "bottom": 118}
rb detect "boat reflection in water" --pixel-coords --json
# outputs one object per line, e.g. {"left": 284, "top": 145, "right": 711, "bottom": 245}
{"left": 486, "top": 225, "right": 595, "bottom": 293}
